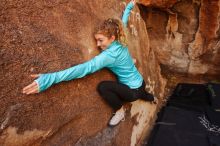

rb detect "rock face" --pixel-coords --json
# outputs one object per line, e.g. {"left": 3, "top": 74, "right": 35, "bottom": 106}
{"left": 1, "top": 0, "right": 219, "bottom": 145}
{"left": 0, "top": 0, "right": 165, "bottom": 146}
{"left": 139, "top": 0, "right": 220, "bottom": 75}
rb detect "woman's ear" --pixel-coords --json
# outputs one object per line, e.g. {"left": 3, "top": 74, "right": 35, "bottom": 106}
{"left": 111, "top": 35, "right": 116, "bottom": 41}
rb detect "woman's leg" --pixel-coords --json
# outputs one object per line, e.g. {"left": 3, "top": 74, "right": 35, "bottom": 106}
{"left": 97, "top": 81, "right": 139, "bottom": 111}
{"left": 97, "top": 81, "right": 140, "bottom": 126}
{"left": 135, "top": 81, "right": 154, "bottom": 101}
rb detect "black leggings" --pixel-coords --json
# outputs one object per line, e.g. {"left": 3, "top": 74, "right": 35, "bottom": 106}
{"left": 97, "top": 80, "right": 154, "bottom": 111}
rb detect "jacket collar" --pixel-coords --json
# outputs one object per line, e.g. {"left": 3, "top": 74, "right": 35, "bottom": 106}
{"left": 106, "top": 41, "right": 120, "bottom": 50}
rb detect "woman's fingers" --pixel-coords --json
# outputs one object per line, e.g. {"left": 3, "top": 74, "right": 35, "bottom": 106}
{"left": 132, "top": 0, "right": 136, "bottom": 5}
{"left": 24, "top": 85, "right": 38, "bottom": 94}
{"left": 30, "top": 74, "right": 40, "bottom": 78}
{"left": 26, "top": 87, "right": 39, "bottom": 95}
{"left": 23, "top": 81, "right": 39, "bottom": 94}
{"left": 22, "top": 74, "right": 41, "bottom": 94}
{"left": 23, "top": 81, "right": 36, "bottom": 91}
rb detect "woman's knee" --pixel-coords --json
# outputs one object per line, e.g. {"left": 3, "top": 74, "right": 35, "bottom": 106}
{"left": 97, "top": 81, "right": 110, "bottom": 93}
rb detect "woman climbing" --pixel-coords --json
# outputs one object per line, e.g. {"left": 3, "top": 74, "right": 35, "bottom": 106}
{"left": 22, "top": 0, "right": 154, "bottom": 126}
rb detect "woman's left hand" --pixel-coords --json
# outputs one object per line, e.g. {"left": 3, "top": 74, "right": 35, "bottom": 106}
{"left": 131, "top": 0, "right": 136, "bottom": 5}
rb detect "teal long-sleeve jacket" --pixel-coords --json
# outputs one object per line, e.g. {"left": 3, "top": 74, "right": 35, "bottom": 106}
{"left": 35, "top": 2, "right": 143, "bottom": 92}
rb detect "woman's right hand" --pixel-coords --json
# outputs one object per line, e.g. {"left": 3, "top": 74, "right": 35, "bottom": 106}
{"left": 22, "top": 74, "right": 40, "bottom": 95}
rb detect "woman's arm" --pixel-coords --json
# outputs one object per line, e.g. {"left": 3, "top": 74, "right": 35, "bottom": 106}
{"left": 22, "top": 52, "right": 115, "bottom": 94}
{"left": 122, "top": 0, "right": 136, "bottom": 27}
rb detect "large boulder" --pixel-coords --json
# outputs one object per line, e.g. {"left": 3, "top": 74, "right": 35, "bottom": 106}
{"left": 3, "top": 0, "right": 219, "bottom": 145}
{"left": 0, "top": 0, "right": 165, "bottom": 145}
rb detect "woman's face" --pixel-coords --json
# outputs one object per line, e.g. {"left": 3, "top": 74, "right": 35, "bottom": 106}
{"left": 94, "top": 34, "right": 115, "bottom": 50}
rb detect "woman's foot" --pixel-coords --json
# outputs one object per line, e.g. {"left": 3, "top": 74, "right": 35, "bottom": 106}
{"left": 108, "top": 107, "right": 125, "bottom": 127}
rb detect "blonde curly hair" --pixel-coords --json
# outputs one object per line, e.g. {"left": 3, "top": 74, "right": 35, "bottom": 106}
{"left": 94, "top": 18, "right": 127, "bottom": 46}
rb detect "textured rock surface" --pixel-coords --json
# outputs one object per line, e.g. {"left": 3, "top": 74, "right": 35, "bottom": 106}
{"left": 139, "top": 0, "right": 176, "bottom": 8}
{"left": 139, "top": 0, "right": 220, "bottom": 76}
{"left": 1, "top": 0, "right": 220, "bottom": 145}
{"left": 0, "top": 0, "right": 165, "bottom": 146}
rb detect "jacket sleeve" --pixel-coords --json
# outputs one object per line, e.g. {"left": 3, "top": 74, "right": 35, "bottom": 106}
{"left": 35, "top": 52, "right": 115, "bottom": 92}
{"left": 122, "top": 2, "right": 134, "bottom": 27}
